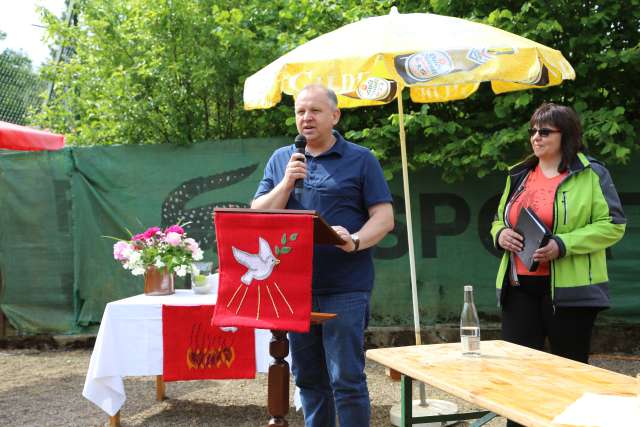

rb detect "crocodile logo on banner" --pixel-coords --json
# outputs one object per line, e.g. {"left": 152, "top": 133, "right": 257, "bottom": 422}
{"left": 161, "top": 163, "right": 258, "bottom": 250}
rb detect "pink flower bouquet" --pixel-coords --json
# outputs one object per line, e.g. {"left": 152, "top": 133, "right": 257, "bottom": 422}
{"left": 112, "top": 224, "right": 204, "bottom": 277}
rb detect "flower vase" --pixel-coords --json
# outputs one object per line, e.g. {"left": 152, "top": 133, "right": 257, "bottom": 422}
{"left": 144, "top": 267, "right": 175, "bottom": 296}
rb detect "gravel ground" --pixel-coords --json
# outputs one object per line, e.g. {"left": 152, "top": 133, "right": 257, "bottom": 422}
{"left": 0, "top": 349, "right": 638, "bottom": 427}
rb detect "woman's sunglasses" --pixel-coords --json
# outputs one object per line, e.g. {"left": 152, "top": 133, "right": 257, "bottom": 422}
{"left": 528, "top": 127, "right": 561, "bottom": 137}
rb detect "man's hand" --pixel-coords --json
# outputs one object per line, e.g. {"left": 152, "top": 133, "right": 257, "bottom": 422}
{"left": 251, "top": 152, "right": 306, "bottom": 210}
{"left": 332, "top": 225, "right": 356, "bottom": 252}
{"left": 283, "top": 152, "right": 307, "bottom": 191}
{"left": 330, "top": 203, "right": 394, "bottom": 253}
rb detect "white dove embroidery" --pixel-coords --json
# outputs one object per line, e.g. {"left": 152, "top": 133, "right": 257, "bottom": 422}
{"left": 232, "top": 237, "right": 280, "bottom": 285}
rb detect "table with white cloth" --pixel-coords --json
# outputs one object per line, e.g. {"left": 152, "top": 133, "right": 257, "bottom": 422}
{"left": 82, "top": 290, "right": 278, "bottom": 422}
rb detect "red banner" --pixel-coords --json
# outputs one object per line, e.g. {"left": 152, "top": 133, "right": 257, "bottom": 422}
{"left": 162, "top": 305, "right": 255, "bottom": 381}
{"left": 212, "top": 212, "right": 313, "bottom": 332}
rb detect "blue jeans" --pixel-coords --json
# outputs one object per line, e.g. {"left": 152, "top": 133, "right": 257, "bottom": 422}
{"left": 289, "top": 291, "right": 371, "bottom": 427}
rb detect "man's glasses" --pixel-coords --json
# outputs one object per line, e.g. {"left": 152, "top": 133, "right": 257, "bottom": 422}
{"left": 528, "top": 127, "right": 561, "bottom": 137}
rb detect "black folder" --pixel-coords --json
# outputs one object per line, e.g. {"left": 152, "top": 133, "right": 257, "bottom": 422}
{"left": 514, "top": 207, "right": 552, "bottom": 272}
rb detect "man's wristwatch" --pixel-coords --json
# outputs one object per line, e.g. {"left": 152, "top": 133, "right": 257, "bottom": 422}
{"left": 350, "top": 233, "right": 360, "bottom": 252}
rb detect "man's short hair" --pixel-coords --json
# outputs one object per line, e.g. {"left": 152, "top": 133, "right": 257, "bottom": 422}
{"left": 298, "top": 84, "right": 338, "bottom": 110}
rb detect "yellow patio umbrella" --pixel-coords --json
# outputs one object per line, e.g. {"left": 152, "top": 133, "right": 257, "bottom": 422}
{"left": 243, "top": 8, "right": 574, "bottom": 417}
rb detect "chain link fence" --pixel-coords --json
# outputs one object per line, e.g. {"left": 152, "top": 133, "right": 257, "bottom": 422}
{"left": 0, "top": 49, "right": 48, "bottom": 125}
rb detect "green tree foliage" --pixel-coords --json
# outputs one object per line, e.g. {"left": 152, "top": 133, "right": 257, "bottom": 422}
{"left": 35, "top": 0, "right": 389, "bottom": 145}
{"left": 348, "top": 0, "right": 640, "bottom": 181}
{"left": 0, "top": 31, "right": 46, "bottom": 125}
{"left": 35, "top": 0, "right": 639, "bottom": 181}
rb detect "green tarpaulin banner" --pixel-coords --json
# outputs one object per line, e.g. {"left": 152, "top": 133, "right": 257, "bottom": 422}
{"left": 0, "top": 140, "right": 638, "bottom": 334}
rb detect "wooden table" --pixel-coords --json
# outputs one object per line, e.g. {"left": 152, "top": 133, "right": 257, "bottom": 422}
{"left": 366, "top": 340, "right": 638, "bottom": 427}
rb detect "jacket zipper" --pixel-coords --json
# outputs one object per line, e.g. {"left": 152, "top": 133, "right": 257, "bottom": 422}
{"left": 551, "top": 173, "right": 573, "bottom": 312}
{"left": 551, "top": 261, "right": 556, "bottom": 314}
{"left": 588, "top": 212, "right": 593, "bottom": 283}
{"left": 551, "top": 195, "right": 557, "bottom": 314}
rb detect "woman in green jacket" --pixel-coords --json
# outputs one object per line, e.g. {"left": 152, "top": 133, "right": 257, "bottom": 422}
{"left": 491, "top": 103, "right": 625, "bottom": 426}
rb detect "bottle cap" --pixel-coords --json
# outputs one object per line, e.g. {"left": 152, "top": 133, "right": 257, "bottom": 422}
{"left": 464, "top": 285, "right": 473, "bottom": 292}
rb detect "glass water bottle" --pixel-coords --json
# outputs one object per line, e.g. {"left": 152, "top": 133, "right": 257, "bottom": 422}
{"left": 460, "top": 285, "right": 480, "bottom": 356}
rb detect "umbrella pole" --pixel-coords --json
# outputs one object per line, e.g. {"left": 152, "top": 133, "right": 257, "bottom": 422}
{"left": 396, "top": 89, "right": 427, "bottom": 406}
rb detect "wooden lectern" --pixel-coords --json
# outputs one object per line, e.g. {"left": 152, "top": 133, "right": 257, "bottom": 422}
{"left": 214, "top": 208, "right": 343, "bottom": 427}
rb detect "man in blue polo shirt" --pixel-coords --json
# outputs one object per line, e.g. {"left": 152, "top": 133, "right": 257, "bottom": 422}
{"left": 252, "top": 84, "right": 394, "bottom": 427}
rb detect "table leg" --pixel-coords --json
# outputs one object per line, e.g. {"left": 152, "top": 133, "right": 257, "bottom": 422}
{"left": 0, "top": 309, "right": 5, "bottom": 338}
{"left": 156, "top": 375, "right": 165, "bottom": 401}
{"left": 0, "top": 272, "right": 6, "bottom": 337}
{"left": 267, "top": 330, "right": 289, "bottom": 427}
{"left": 470, "top": 412, "right": 498, "bottom": 426}
{"left": 108, "top": 411, "right": 120, "bottom": 427}
{"left": 401, "top": 375, "right": 413, "bottom": 427}
{"left": 107, "top": 377, "right": 162, "bottom": 427}
{"left": 399, "top": 374, "right": 495, "bottom": 426}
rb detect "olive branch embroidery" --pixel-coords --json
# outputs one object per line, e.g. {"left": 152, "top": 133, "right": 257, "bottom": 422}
{"left": 274, "top": 232, "right": 298, "bottom": 257}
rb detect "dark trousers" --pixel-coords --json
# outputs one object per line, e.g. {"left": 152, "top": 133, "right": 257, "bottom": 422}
{"left": 501, "top": 275, "right": 600, "bottom": 427}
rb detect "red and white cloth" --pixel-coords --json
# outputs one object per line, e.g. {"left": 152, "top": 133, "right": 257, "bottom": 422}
{"left": 82, "top": 291, "right": 276, "bottom": 416}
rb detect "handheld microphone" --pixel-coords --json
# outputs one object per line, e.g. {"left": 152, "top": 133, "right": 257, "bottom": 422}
{"left": 294, "top": 134, "right": 307, "bottom": 200}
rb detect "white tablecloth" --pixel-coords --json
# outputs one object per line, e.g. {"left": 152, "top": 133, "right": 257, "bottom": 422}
{"left": 82, "top": 290, "right": 277, "bottom": 416}
{"left": 552, "top": 392, "right": 640, "bottom": 426}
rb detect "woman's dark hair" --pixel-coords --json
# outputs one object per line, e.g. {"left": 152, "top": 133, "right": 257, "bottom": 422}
{"left": 529, "top": 102, "right": 584, "bottom": 172}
